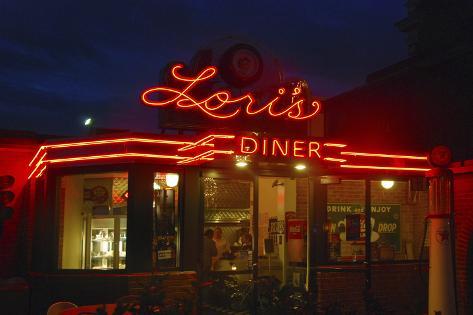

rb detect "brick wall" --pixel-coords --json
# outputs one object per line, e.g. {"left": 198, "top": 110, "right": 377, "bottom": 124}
{"left": 452, "top": 162, "right": 473, "bottom": 315}
{"left": 314, "top": 270, "right": 366, "bottom": 313}
{"left": 314, "top": 263, "right": 428, "bottom": 314}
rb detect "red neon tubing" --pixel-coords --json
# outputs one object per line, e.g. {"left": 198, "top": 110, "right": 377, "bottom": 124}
{"left": 340, "top": 165, "right": 429, "bottom": 172}
{"left": 341, "top": 151, "right": 427, "bottom": 160}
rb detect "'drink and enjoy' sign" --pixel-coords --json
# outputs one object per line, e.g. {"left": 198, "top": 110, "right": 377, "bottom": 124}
{"left": 327, "top": 203, "right": 400, "bottom": 250}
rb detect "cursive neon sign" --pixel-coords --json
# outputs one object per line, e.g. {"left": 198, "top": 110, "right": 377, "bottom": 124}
{"left": 141, "top": 64, "right": 321, "bottom": 120}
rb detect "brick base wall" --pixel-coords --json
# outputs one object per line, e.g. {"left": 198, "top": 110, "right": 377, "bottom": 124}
{"left": 314, "top": 263, "right": 428, "bottom": 314}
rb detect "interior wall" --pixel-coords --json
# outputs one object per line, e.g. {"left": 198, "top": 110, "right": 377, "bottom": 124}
{"left": 61, "top": 175, "right": 84, "bottom": 269}
{"left": 258, "top": 177, "right": 279, "bottom": 255}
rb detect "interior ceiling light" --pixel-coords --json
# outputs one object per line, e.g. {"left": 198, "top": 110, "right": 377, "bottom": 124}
{"left": 381, "top": 180, "right": 395, "bottom": 189}
{"left": 165, "top": 173, "right": 179, "bottom": 187}
{"left": 294, "top": 163, "right": 306, "bottom": 170}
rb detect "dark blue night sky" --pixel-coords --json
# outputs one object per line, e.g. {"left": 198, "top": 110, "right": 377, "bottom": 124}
{"left": 0, "top": 0, "right": 406, "bottom": 136}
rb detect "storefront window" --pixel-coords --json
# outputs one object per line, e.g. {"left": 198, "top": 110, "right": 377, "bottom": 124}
{"left": 153, "top": 172, "right": 180, "bottom": 269}
{"left": 202, "top": 177, "right": 254, "bottom": 275}
{"left": 370, "top": 179, "right": 428, "bottom": 261}
{"left": 326, "top": 178, "right": 429, "bottom": 263}
{"left": 326, "top": 180, "right": 366, "bottom": 263}
{"left": 58, "top": 172, "right": 128, "bottom": 270}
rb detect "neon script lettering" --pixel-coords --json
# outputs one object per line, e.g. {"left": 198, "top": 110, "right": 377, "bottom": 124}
{"left": 141, "top": 64, "right": 321, "bottom": 120}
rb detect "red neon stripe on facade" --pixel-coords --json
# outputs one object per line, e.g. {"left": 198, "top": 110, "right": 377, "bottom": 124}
{"left": 45, "top": 138, "right": 193, "bottom": 149}
{"left": 177, "top": 149, "right": 234, "bottom": 165}
{"left": 36, "top": 165, "right": 47, "bottom": 178}
{"left": 178, "top": 134, "right": 235, "bottom": 152}
{"left": 29, "top": 146, "right": 45, "bottom": 167}
{"left": 340, "top": 151, "right": 427, "bottom": 160}
{"left": 340, "top": 165, "right": 429, "bottom": 172}
{"left": 28, "top": 152, "right": 47, "bottom": 179}
{"left": 323, "top": 143, "right": 347, "bottom": 148}
{"left": 324, "top": 157, "right": 347, "bottom": 163}
{"left": 47, "top": 153, "right": 189, "bottom": 164}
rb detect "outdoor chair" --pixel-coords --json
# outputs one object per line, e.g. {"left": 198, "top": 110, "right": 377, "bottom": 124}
{"left": 46, "top": 301, "right": 78, "bottom": 315}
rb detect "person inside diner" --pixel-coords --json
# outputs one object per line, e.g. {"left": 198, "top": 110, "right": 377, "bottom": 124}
{"left": 212, "top": 227, "right": 230, "bottom": 270}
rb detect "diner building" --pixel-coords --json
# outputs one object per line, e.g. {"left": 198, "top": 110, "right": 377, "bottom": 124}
{"left": 0, "top": 41, "right": 444, "bottom": 314}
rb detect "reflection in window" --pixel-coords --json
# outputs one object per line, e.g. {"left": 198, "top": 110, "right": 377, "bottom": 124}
{"left": 58, "top": 172, "right": 128, "bottom": 270}
{"left": 370, "top": 179, "right": 428, "bottom": 261}
{"left": 153, "top": 173, "right": 180, "bottom": 269}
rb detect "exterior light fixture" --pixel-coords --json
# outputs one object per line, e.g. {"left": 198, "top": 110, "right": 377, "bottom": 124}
{"left": 235, "top": 155, "right": 250, "bottom": 168}
{"left": 165, "top": 173, "right": 179, "bottom": 188}
{"left": 381, "top": 180, "right": 395, "bottom": 189}
{"left": 235, "top": 161, "right": 248, "bottom": 168}
{"left": 84, "top": 117, "right": 93, "bottom": 126}
{"left": 294, "top": 164, "right": 306, "bottom": 171}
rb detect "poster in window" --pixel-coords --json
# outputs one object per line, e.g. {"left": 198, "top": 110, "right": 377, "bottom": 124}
{"left": 327, "top": 204, "right": 400, "bottom": 250}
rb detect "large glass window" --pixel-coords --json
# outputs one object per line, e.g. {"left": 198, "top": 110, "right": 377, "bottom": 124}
{"left": 325, "top": 178, "right": 429, "bottom": 263}
{"left": 58, "top": 172, "right": 128, "bottom": 270}
{"left": 202, "top": 177, "right": 254, "bottom": 275}
{"left": 153, "top": 172, "right": 180, "bottom": 269}
{"left": 370, "top": 179, "right": 428, "bottom": 261}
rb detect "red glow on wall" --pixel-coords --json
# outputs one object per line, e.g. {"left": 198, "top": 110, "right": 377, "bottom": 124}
{"left": 141, "top": 64, "right": 321, "bottom": 120}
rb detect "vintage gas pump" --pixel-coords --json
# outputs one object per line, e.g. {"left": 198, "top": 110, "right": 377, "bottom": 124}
{"left": 427, "top": 146, "right": 457, "bottom": 315}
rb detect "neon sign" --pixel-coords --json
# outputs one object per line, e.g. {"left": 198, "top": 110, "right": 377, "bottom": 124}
{"left": 141, "top": 64, "right": 321, "bottom": 120}
{"left": 27, "top": 133, "right": 430, "bottom": 179}
{"left": 238, "top": 136, "right": 322, "bottom": 159}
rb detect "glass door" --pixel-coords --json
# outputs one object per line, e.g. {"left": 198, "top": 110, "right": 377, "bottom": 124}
{"left": 257, "top": 176, "right": 309, "bottom": 289}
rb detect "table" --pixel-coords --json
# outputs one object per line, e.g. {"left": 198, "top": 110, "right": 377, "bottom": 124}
{"left": 61, "top": 304, "right": 117, "bottom": 315}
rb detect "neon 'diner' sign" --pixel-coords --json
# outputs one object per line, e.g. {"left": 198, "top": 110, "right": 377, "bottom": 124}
{"left": 141, "top": 64, "right": 321, "bottom": 120}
